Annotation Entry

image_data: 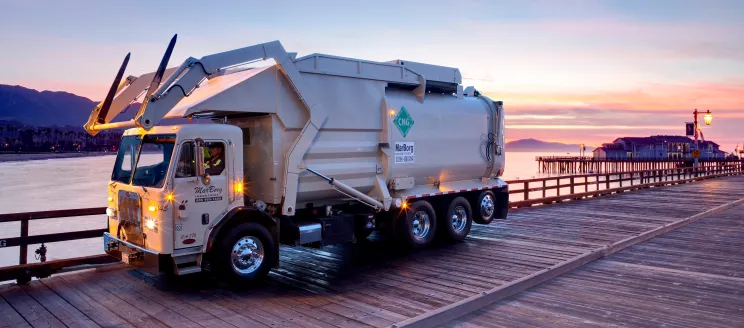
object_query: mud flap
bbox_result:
[494,186,509,220]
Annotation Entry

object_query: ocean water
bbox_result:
[0,151,576,267]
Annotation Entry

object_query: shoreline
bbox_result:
[0,152,115,163]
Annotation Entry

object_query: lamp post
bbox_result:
[693,109,712,167]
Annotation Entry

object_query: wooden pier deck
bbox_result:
[440,200,744,328]
[2,175,744,328]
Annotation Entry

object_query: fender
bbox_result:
[203,206,280,267]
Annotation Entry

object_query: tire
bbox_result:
[440,197,473,241]
[473,190,496,224]
[396,200,437,249]
[216,222,276,285]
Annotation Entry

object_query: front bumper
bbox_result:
[103,232,172,275]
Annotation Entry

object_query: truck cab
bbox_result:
[104,124,248,276]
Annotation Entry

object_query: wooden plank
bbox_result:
[41,276,132,328]
[58,273,169,328]
[0,287,31,328]
[19,281,100,328]
[0,284,66,328]
[87,272,204,328]
[103,270,238,328]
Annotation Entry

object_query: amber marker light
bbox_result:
[234,181,244,194]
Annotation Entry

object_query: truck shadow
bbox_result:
[126,230,475,295]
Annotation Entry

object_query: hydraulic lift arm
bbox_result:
[84,35,328,216]
[84,37,325,133]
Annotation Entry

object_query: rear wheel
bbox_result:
[397,200,437,249]
[216,222,276,285]
[473,190,496,224]
[440,197,473,241]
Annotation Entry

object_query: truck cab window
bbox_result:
[204,141,226,176]
[175,141,196,178]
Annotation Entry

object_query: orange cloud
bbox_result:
[485,82,744,111]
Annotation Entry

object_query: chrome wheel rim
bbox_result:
[411,211,431,240]
[451,206,468,232]
[480,195,495,219]
[231,236,264,275]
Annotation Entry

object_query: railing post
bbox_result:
[19,218,28,265]
[570,177,575,195]
[542,180,546,198]
[605,174,610,189]
[524,181,529,202]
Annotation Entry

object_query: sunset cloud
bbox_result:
[1,0,741,151]
[486,82,744,111]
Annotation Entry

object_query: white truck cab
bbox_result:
[105,124,253,275]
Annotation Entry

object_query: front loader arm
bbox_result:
[83,68,177,135]
[86,37,328,216]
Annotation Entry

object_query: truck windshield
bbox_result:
[111,134,176,188]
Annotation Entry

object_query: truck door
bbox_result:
[173,140,230,249]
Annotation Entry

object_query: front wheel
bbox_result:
[216,222,276,285]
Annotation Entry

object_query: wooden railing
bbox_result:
[506,164,743,208]
[0,207,116,284]
[1,164,742,284]
[535,156,740,162]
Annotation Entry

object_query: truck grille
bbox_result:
[118,191,142,226]
[117,190,145,246]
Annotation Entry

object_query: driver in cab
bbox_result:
[204,143,225,176]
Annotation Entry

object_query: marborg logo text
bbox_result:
[395,143,414,152]
[194,186,223,194]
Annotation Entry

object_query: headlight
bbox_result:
[106,207,117,217]
[145,218,156,230]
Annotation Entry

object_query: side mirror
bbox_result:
[194,138,211,185]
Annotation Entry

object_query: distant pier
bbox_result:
[536,156,743,174]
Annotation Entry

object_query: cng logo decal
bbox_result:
[393,106,414,138]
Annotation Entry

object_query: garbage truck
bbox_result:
[85,34,508,284]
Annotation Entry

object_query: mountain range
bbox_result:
[0,84,193,129]
[0,84,106,127]
[505,138,592,152]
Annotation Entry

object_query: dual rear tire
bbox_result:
[396,196,474,248]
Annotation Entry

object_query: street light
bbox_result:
[692,109,713,167]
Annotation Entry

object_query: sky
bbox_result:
[1,0,742,151]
